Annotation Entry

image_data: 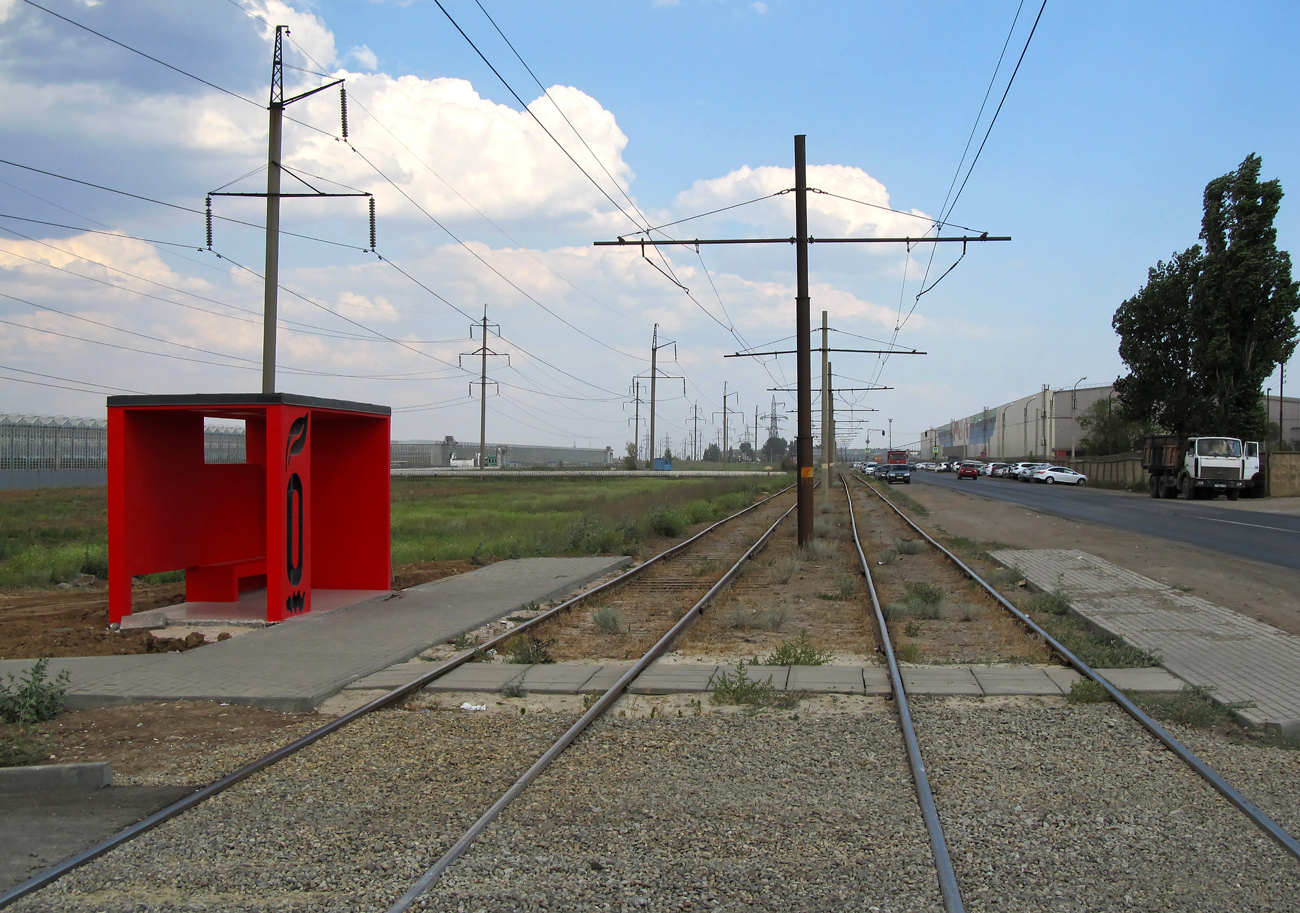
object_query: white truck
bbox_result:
[1143,434,1262,500]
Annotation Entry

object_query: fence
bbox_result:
[1268,451,1300,497]
[1062,453,1144,488]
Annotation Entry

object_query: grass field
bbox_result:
[0,475,782,589]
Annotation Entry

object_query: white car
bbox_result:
[1033,466,1087,486]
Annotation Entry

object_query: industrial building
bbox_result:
[920,386,1300,462]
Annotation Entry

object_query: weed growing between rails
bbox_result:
[853,477,1048,665]
[676,489,876,662]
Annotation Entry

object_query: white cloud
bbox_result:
[751,2,769,14]
[673,163,933,238]
[290,73,635,225]
[348,44,378,71]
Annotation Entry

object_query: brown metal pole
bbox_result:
[795,135,814,544]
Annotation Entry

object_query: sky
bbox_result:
[1,0,1298,452]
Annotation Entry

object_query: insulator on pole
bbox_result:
[340,86,348,140]
[205,196,213,249]
[368,196,376,251]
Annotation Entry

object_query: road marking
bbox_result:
[1194,516,1300,534]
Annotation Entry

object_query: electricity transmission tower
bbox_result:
[460,306,508,469]
[207,25,373,394]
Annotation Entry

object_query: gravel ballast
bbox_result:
[912,697,1300,912]
[424,707,942,912]
[12,697,1300,912]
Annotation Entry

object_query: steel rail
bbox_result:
[388,498,800,911]
[853,472,1300,863]
[840,475,965,913]
[0,484,795,910]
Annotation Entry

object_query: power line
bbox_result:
[944,0,1047,222]
[0,363,143,395]
[0,158,367,250]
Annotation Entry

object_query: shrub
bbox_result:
[1028,587,1072,616]
[709,660,776,706]
[644,505,687,537]
[501,633,556,664]
[800,539,834,560]
[0,658,70,724]
[761,631,834,666]
[770,556,800,583]
[502,680,527,699]
[894,538,926,556]
[895,643,920,663]
[1067,678,1111,704]
[716,604,788,632]
[591,606,626,635]
[1133,686,1237,728]
[875,548,897,566]
[836,574,856,598]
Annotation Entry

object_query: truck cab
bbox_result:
[1143,434,1248,500]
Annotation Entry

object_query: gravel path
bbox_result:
[911,697,1300,912]
[421,708,942,913]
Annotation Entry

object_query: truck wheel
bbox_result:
[1149,475,1160,498]
[1226,489,1240,501]
[1180,476,1194,500]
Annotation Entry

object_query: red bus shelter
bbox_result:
[107,394,391,624]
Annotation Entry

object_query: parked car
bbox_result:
[1016,462,1049,481]
[957,462,980,480]
[1033,466,1088,486]
[983,462,1008,476]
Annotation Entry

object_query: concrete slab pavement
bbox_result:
[62,556,631,712]
[993,548,1300,735]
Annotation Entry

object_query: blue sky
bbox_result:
[1,0,1297,451]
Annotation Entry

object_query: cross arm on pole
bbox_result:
[594,235,1009,247]
[728,348,924,357]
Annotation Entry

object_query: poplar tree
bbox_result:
[1113,154,1299,439]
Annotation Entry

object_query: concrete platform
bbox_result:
[993,548,1300,736]
[59,556,631,712]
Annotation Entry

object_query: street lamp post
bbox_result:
[1070,376,1087,463]
[887,418,893,451]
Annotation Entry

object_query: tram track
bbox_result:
[0,486,795,911]
[841,470,1300,911]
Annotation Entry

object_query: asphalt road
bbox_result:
[908,471,1300,573]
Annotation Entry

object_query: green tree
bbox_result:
[1194,154,1299,438]
[1076,396,1152,455]
[1113,154,1299,439]
[1113,248,1202,434]
[762,435,787,461]
[703,443,721,462]
[622,442,638,471]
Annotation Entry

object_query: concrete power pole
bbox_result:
[821,310,830,478]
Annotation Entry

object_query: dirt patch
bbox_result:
[4,701,320,785]
[900,479,1300,637]
[390,558,485,591]
[0,582,204,660]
